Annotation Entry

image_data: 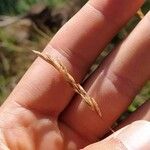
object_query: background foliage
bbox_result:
[0,0,67,15]
[0,0,150,117]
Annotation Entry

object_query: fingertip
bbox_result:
[83,121,150,150]
[145,10,150,20]
[114,120,150,150]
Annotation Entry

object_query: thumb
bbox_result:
[82,121,150,150]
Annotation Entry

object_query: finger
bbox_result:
[83,121,150,150]
[62,11,150,141]
[4,0,143,117]
[117,100,150,130]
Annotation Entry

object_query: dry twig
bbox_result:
[0,16,24,27]
[137,9,144,19]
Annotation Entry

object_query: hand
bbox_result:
[0,0,150,149]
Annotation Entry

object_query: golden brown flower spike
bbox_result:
[32,50,102,118]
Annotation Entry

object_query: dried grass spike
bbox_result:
[32,50,102,117]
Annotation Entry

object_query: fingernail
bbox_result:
[115,121,150,150]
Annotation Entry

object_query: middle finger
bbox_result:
[61,11,150,142]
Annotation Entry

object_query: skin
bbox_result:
[0,0,150,149]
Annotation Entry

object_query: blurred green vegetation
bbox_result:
[0,0,150,117]
[0,0,66,15]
